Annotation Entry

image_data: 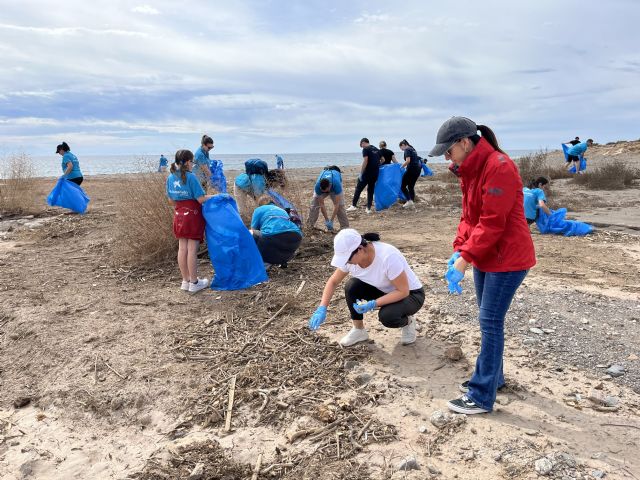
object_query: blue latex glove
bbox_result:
[445,266,464,295]
[353,299,377,314]
[308,306,327,331]
[325,220,334,231]
[447,251,461,268]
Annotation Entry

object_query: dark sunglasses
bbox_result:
[446,139,462,156]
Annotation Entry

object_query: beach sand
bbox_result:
[1,144,639,479]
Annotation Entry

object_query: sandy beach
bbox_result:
[1,143,640,479]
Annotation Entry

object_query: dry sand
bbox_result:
[1,144,639,479]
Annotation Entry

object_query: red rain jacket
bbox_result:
[453,138,536,272]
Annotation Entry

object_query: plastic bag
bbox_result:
[234,173,266,197]
[536,208,593,237]
[421,162,434,177]
[374,163,403,211]
[46,177,90,214]
[267,189,303,228]
[245,158,269,175]
[202,194,268,290]
[209,159,227,193]
[562,144,587,173]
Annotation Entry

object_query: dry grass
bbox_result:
[570,160,639,190]
[113,172,177,267]
[516,150,573,184]
[0,154,40,216]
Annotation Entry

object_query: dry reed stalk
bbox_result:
[0,154,39,215]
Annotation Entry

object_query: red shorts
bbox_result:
[173,200,205,241]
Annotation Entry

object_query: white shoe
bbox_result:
[180,280,190,291]
[402,200,414,208]
[346,205,357,212]
[366,208,372,214]
[339,327,369,347]
[401,315,417,345]
[189,278,209,294]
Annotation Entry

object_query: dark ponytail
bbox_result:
[399,139,414,149]
[171,149,194,184]
[56,141,70,153]
[361,232,380,245]
[475,125,504,154]
[201,134,213,146]
[527,176,549,189]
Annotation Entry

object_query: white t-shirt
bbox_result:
[339,242,423,293]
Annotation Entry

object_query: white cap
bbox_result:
[331,229,362,267]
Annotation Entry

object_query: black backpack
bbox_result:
[245,159,269,175]
[324,165,342,173]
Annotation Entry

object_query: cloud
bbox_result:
[0,23,148,37]
[131,5,160,15]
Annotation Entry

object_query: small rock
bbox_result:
[427,464,442,475]
[188,463,205,479]
[542,328,555,334]
[13,397,31,409]
[534,457,554,476]
[593,382,604,390]
[463,450,475,461]
[396,456,420,471]
[605,365,625,378]
[587,390,619,408]
[444,346,464,361]
[430,411,449,429]
[495,395,511,406]
[418,425,428,433]
[343,360,359,370]
[354,373,372,385]
[628,354,638,361]
[591,469,605,478]
[523,338,537,346]
[529,327,544,335]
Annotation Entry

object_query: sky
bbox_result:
[1,0,639,156]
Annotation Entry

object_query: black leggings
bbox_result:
[352,175,378,209]
[68,177,83,186]
[344,277,425,327]
[252,230,302,265]
[401,165,421,201]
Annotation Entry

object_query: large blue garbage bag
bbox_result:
[374,163,403,211]
[234,173,266,197]
[562,144,587,173]
[267,189,303,228]
[46,177,90,214]
[536,208,593,237]
[209,159,227,193]
[421,162,434,177]
[202,194,268,290]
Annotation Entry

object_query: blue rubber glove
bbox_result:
[325,220,334,231]
[308,306,327,331]
[444,266,464,295]
[447,251,461,268]
[353,299,377,314]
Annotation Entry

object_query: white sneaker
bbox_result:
[366,208,372,214]
[189,278,209,294]
[401,315,417,345]
[339,327,369,347]
[346,205,357,212]
[402,200,414,208]
[180,280,190,291]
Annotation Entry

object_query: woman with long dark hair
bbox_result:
[55,142,83,185]
[398,139,421,208]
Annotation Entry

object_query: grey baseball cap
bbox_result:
[428,116,478,157]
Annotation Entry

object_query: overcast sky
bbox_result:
[1,0,639,156]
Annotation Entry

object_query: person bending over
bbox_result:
[55,142,83,185]
[566,138,593,174]
[308,166,349,231]
[523,177,551,225]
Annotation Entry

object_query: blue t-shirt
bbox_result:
[567,142,588,156]
[166,171,205,201]
[276,155,284,169]
[159,155,168,167]
[251,204,301,237]
[193,146,210,181]
[61,152,82,179]
[522,187,546,220]
[314,170,343,195]
[403,146,420,168]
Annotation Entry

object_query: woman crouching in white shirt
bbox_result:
[308,228,425,346]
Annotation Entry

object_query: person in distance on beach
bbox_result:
[56,142,83,185]
[193,135,214,190]
[308,166,349,232]
[158,154,168,172]
[250,195,303,269]
[523,177,551,225]
[429,116,535,415]
[398,139,422,209]
[166,149,213,294]
[566,138,593,174]
[308,229,425,347]
[378,140,397,165]
[275,154,284,169]
[347,138,380,214]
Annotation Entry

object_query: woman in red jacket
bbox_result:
[429,117,535,414]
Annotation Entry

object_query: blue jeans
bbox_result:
[466,268,528,411]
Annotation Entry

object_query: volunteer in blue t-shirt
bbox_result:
[193,135,215,189]
[308,167,349,231]
[251,195,303,268]
[275,154,284,169]
[566,139,593,174]
[347,138,380,214]
[56,142,83,185]
[166,149,213,294]
[523,177,551,225]
[399,139,422,209]
[158,154,168,172]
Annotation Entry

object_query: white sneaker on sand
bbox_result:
[339,327,369,347]
[346,205,358,212]
[401,315,417,345]
[181,280,190,291]
[189,278,209,294]
[366,208,372,214]
[402,200,414,208]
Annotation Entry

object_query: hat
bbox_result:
[330,229,362,267]
[428,116,477,157]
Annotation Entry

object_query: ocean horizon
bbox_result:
[8,149,540,178]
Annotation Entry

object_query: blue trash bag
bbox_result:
[209,159,227,193]
[46,177,90,214]
[245,158,269,175]
[421,162,434,177]
[536,208,593,237]
[562,144,587,173]
[202,194,268,290]
[374,163,404,211]
[267,189,303,228]
[234,173,266,197]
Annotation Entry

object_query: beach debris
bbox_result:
[605,365,625,377]
[534,457,554,476]
[13,397,31,409]
[396,456,419,471]
[444,345,464,361]
[427,464,442,475]
[430,410,466,430]
[188,463,204,480]
[591,469,606,478]
[418,424,428,434]
[224,375,237,433]
[354,372,373,386]
[529,327,544,335]
[587,390,619,408]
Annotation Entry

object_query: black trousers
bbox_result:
[69,177,83,186]
[400,165,421,201]
[344,277,425,327]
[352,174,378,209]
[252,230,302,265]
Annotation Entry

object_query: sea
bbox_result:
[21,149,539,178]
